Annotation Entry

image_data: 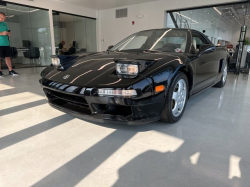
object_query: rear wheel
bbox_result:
[214,64,227,88]
[160,72,189,123]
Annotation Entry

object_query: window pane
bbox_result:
[29,8,52,66]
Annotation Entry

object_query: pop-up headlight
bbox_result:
[116,64,139,76]
[115,59,156,78]
[51,58,61,67]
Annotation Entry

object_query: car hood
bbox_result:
[45,51,183,88]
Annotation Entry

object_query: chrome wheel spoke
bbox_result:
[223,65,227,83]
[172,92,178,101]
[179,101,184,109]
[178,82,184,92]
[172,105,179,116]
[172,79,187,117]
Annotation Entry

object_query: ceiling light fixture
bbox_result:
[0,6,39,13]
[213,7,221,15]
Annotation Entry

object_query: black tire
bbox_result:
[160,72,189,123]
[214,64,227,88]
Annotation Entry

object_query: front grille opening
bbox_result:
[44,88,91,115]
[95,104,132,116]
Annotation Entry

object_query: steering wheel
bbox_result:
[161,43,178,52]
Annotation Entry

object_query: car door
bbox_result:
[191,32,221,94]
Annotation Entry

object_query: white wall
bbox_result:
[98,0,244,51]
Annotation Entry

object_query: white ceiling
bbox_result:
[0,4,39,16]
[58,0,159,10]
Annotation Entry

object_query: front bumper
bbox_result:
[48,102,161,125]
[40,79,164,125]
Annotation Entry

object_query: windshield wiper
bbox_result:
[143,49,162,53]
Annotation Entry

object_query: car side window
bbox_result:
[194,37,205,45]
[192,32,209,53]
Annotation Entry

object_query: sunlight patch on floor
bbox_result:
[0,104,64,138]
[0,119,116,187]
[77,131,184,187]
[0,84,14,91]
[190,152,200,165]
[0,92,45,110]
[228,155,241,179]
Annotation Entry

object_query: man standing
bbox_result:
[0,12,18,77]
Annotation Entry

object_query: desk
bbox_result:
[17,48,29,58]
[17,48,29,51]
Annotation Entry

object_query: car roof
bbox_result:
[141,28,200,32]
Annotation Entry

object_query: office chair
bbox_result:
[23,47,41,64]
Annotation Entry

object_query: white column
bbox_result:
[48,9,56,55]
[96,10,101,52]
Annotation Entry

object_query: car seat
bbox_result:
[180,39,187,52]
[193,38,198,52]
[154,41,164,50]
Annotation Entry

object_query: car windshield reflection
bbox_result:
[110,29,187,53]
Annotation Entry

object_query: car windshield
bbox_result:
[110,29,187,53]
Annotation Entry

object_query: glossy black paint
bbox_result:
[40,28,228,124]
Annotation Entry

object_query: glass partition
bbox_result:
[29,8,52,66]
[53,11,97,55]
[0,3,52,68]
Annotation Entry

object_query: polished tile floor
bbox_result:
[0,68,250,187]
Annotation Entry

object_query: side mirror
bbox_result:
[107,45,114,51]
[198,44,215,57]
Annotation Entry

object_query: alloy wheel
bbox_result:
[223,64,227,84]
[172,79,187,117]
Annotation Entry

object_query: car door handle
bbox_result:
[201,62,206,65]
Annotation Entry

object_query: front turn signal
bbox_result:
[155,85,165,93]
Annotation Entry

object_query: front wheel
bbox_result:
[160,72,189,123]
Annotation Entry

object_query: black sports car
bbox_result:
[40,28,228,124]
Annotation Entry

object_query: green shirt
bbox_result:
[0,22,9,46]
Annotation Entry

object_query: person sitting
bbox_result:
[67,46,76,55]
[59,41,65,50]
[58,41,67,55]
